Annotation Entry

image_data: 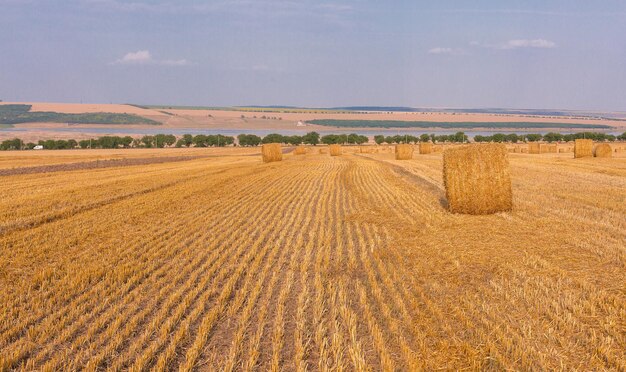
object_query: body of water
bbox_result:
[2,126,623,138]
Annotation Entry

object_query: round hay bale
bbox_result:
[528,143,540,154]
[594,143,612,158]
[558,148,566,153]
[395,144,413,160]
[329,144,342,156]
[360,146,374,154]
[574,139,593,158]
[443,143,513,215]
[540,144,557,153]
[294,145,307,155]
[419,143,432,154]
[513,146,522,153]
[262,143,282,163]
[319,148,327,154]
[433,145,443,153]
[521,148,528,153]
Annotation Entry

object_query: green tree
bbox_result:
[182,134,194,147]
[302,131,320,145]
[262,133,285,144]
[193,135,208,147]
[141,135,156,148]
[543,132,563,143]
[238,134,262,146]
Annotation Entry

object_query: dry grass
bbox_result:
[594,144,612,158]
[294,146,307,155]
[574,139,594,158]
[528,142,540,154]
[418,143,432,154]
[394,144,413,160]
[329,144,342,156]
[442,143,513,214]
[0,148,624,371]
[262,143,282,162]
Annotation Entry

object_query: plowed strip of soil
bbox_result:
[0,156,205,176]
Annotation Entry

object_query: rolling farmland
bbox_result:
[0,148,624,370]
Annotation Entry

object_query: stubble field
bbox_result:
[0,147,624,371]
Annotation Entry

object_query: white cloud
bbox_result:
[428,47,454,55]
[161,59,191,66]
[113,50,192,66]
[471,39,556,50]
[501,39,556,49]
[115,50,153,64]
[428,47,465,55]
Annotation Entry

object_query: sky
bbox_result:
[1,0,626,110]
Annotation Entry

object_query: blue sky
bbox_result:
[1,0,625,110]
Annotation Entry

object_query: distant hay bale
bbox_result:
[521,148,528,153]
[594,143,612,158]
[574,139,593,158]
[540,144,557,153]
[329,144,342,156]
[513,146,522,153]
[558,148,566,153]
[262,143,282,162]
[294,146,306,155]
[419,143,432,154]
[433,145,443,153]
[528,143,540,154]
[319,148,327,154]
[443,143,513,215]
[360,146,373,154]
[395,144,413,160]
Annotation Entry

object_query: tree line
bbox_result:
[0,134,235,150]
[473,131,626,143]
[2,131,625,151]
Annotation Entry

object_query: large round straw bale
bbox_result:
[574,139,593,158]
[419,143,432,154]
[540,144,557,153]
[395,144,414,160]
[443,143,513,215]
[528,143,540,154]
[329,144,342,156]
[513,146,522,153]
[294,145,307,155]
[261,143,282,162]
[594,143,612,158]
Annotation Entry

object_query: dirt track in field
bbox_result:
[0,155,205,176]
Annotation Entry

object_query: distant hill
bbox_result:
[0,104,160,125]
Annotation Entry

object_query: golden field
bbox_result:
[0,147,624,371]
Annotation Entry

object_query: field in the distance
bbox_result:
[0,147,624,370]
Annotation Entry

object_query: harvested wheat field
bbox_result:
[0,148,624,371]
